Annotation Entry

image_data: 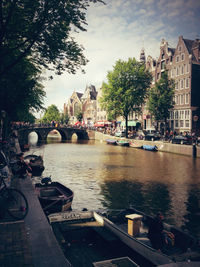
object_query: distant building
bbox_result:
[64,85,97,125]
[96,86,107,122]
[145,36,200,134]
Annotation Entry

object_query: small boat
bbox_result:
[116,140,130,146]
[106,207,200,264]
[35,177,74,214]
[142,144,158,151]
[105,139,117,145]
[48,210,173,267]
[24,154,45,176]
[129,142,143,149]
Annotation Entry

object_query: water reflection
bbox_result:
[28,135,200,237]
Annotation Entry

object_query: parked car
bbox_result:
[115,131,126,137]
[170,135,193,145]
[144,130,161,141]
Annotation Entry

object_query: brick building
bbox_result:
[145,36,200,134]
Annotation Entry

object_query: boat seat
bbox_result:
[40,188,60,197]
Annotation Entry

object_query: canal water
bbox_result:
[28,133,200,238]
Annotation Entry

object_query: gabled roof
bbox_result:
[183,37,200,63]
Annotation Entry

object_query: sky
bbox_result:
[41,0,200,116]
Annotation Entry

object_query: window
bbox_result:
[185,120,189,127]
[185,110,190,119]
[180,120,184,127]
[181,65,184,75]
[175,111,179,119]
[185,78,189,88]
[180,94,184,104]
[180,79,184,89]
[186,64,189,73]
[176,67,179,76]
[175,120,179,127]
[185,94,189,104]
[176,56,179,62]
[161,61,165,69]
[181,53,185,61]
[178,45,182,52]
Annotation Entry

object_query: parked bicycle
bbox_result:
[0,152,28,220]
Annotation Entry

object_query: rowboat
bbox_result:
[106,207,200,264]
[24,154,45,176]
[116,140,130,146]
[35,177,73,214]
[142,144,158,151]
[48,209,200,266]
[129,142,143,149]
[105,139,117,145]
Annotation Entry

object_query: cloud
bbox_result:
[41,0,200,113]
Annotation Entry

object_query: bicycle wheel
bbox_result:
[6,188,28,220]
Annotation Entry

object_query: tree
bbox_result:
[0,0,104,77]
[60,112,70,125]
[100,58,152,137]
[41,105,60,124]
[0,55,45,121]
[147,71,175,132]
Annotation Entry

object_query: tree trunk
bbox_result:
[125,115,128,138]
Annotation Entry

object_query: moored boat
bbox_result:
[106,207,200,264]
[48,210,174,267]
[24,154,45,176]
[129,142,143,149]
[105,139,117,145]
[142,144,158,151]
[35,177,73,214]
[116,140,130,146]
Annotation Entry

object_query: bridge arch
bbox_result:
[17,126,90,148]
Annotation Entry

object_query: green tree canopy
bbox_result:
[41,105,60,124]
[60,112,70,124]
[147,71,175,127]
[0,0,104,77]
[100,58,152,137]
[0,54,45,121]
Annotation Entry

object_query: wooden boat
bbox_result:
[48,209,200,266]
[129,142,143,149]
[105,139,117,145]
[142,144,158,151]
[116,140,130,146]
[48,210,173,267]
[24,154,45,176]
[35,177,73,214]
[106,207,200,264]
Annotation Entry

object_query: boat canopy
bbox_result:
[121,121,140,127]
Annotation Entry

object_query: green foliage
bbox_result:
[41,105,60,123]
[60,112,70,124]
[0,0,104,76]
[147,71,175,123]
[100,58,152,136]
[0,54,46,121]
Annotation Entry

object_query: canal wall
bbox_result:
[93,131,200,158]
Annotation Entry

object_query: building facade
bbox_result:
[64,85,97,125]
[145,36,200,134]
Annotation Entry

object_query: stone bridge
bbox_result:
[17,126,93,147]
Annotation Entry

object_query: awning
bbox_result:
[121,121,138,127]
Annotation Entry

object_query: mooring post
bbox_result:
[192,143,197,158]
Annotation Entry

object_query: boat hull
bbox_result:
[35,182,73,214]
[48,211,174,267]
